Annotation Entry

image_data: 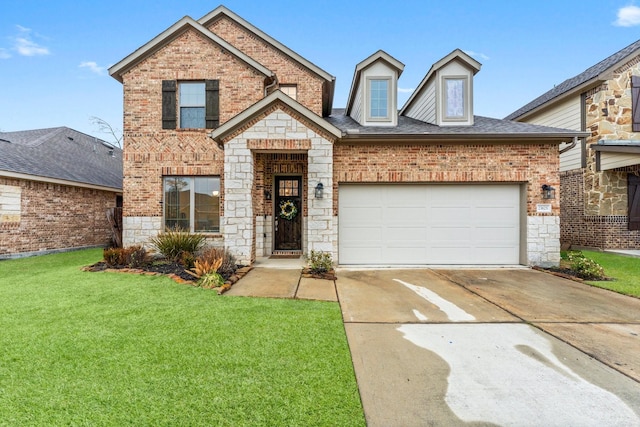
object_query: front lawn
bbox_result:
[0,249,365,426]
[582,250,640,298]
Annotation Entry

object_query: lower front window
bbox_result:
[163,176,220,232]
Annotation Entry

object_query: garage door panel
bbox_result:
[339,184,520,265]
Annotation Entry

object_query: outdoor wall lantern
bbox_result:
[264,190,272,201]
[314,182,324,199]
[541,184,556,199]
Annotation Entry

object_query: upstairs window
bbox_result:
[179,82,206,128]
[280,84,297,100]
[444,77,467,120]
[162,80,219,130]
[367,78,391,121]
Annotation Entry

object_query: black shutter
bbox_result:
[206,80,220,129]
[162,80,177,129]
[628,174,640,230]
[632,76,640,132]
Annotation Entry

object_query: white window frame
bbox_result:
[179,82,206,129]
[280,84,297,100]
[366,77,392,122]
[442,76,469,122]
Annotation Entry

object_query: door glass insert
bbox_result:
[278,179,299,197]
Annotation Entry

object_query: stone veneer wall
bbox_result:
[0,177,118,257]
[583,59,640,216]
[222,106,335,264]
[333,142,561,266]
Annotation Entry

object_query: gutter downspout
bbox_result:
[264,75,278,97]
[559,136,578,154]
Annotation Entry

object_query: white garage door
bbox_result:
[338,184,521,265]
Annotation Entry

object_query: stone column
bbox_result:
[307,136,335,259]
[223,138,254,265]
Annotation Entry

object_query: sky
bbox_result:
[1,0,640,145]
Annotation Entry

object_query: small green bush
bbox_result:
[566,251,606,280]
[306,250,333,274]
[150,227,205,263]
[198,272,225,289]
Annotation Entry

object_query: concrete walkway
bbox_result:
[224,257,337,302]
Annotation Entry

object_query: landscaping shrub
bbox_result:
[306,250,333,274]
[199,247,237,279]
[566,251,606,280]
[149,227,205,263]
[102,246,148,268]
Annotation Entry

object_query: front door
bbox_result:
[274,176,302,251]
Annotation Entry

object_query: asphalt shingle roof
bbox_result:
[0,127,123,190]
[505,39,640,120]
[328,109,583,138]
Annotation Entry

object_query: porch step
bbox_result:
[270,251,303,259]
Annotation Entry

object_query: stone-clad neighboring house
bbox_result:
[0,127,123,258]
[109,5,584,267]
[506,40,640,250]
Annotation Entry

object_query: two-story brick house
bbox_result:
[507,40,640,250]
[109,6,584,267]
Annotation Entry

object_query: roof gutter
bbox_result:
[339,131,589,143]
[559,137,579,154]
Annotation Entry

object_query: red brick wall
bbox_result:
[333,142,560,216]
[207,16,325,116]
[0,177,117,256]
[120,28,266,218]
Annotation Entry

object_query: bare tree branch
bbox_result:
[90,116,122,148]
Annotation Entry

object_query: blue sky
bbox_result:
[1,0,640,145]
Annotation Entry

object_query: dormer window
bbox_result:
[444,77,467,120]
[368,78,391,121]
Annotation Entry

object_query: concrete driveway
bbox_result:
[337,268,640,426]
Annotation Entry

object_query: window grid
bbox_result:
[179,82,206,129]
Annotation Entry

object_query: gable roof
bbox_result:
[345,50,405,116]
[505,38,640,121]
[0,127,122,191]
[400,48,481,116]
[199,6,334,82]
[198,5,336,116]
[109,16,274,82]
[327,109,588,142]
[209,90,342,143]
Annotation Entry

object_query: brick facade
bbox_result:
[0,177,117,257]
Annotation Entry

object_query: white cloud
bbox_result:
[12,25,50,56]
[398,87,415,93]
[464,50,490,61]
[614,5,640,26]
[0,48,10,59]
[79,61,106,75]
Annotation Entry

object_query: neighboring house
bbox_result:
[0,127,123,258]
[109,5,584,267]
[506,39,640,250]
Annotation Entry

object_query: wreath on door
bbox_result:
[279,200,298,221]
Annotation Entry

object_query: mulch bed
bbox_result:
[301,268,337,281]
[533,266,612,282]
[83,261,252,294]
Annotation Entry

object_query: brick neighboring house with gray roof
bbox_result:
[109,5,584,267]
[506,39,640,250]
[0,127,123,258]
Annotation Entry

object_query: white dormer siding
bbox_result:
[345,50,404,127]
[401,49,481,127]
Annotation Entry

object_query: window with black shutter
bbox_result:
[162,80,220,129]
[628,174,640,230]
[632,76,640,132]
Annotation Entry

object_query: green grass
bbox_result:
[0,249,365,426]
[581,250,640,298]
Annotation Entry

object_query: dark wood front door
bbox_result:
[275,176,302,251]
